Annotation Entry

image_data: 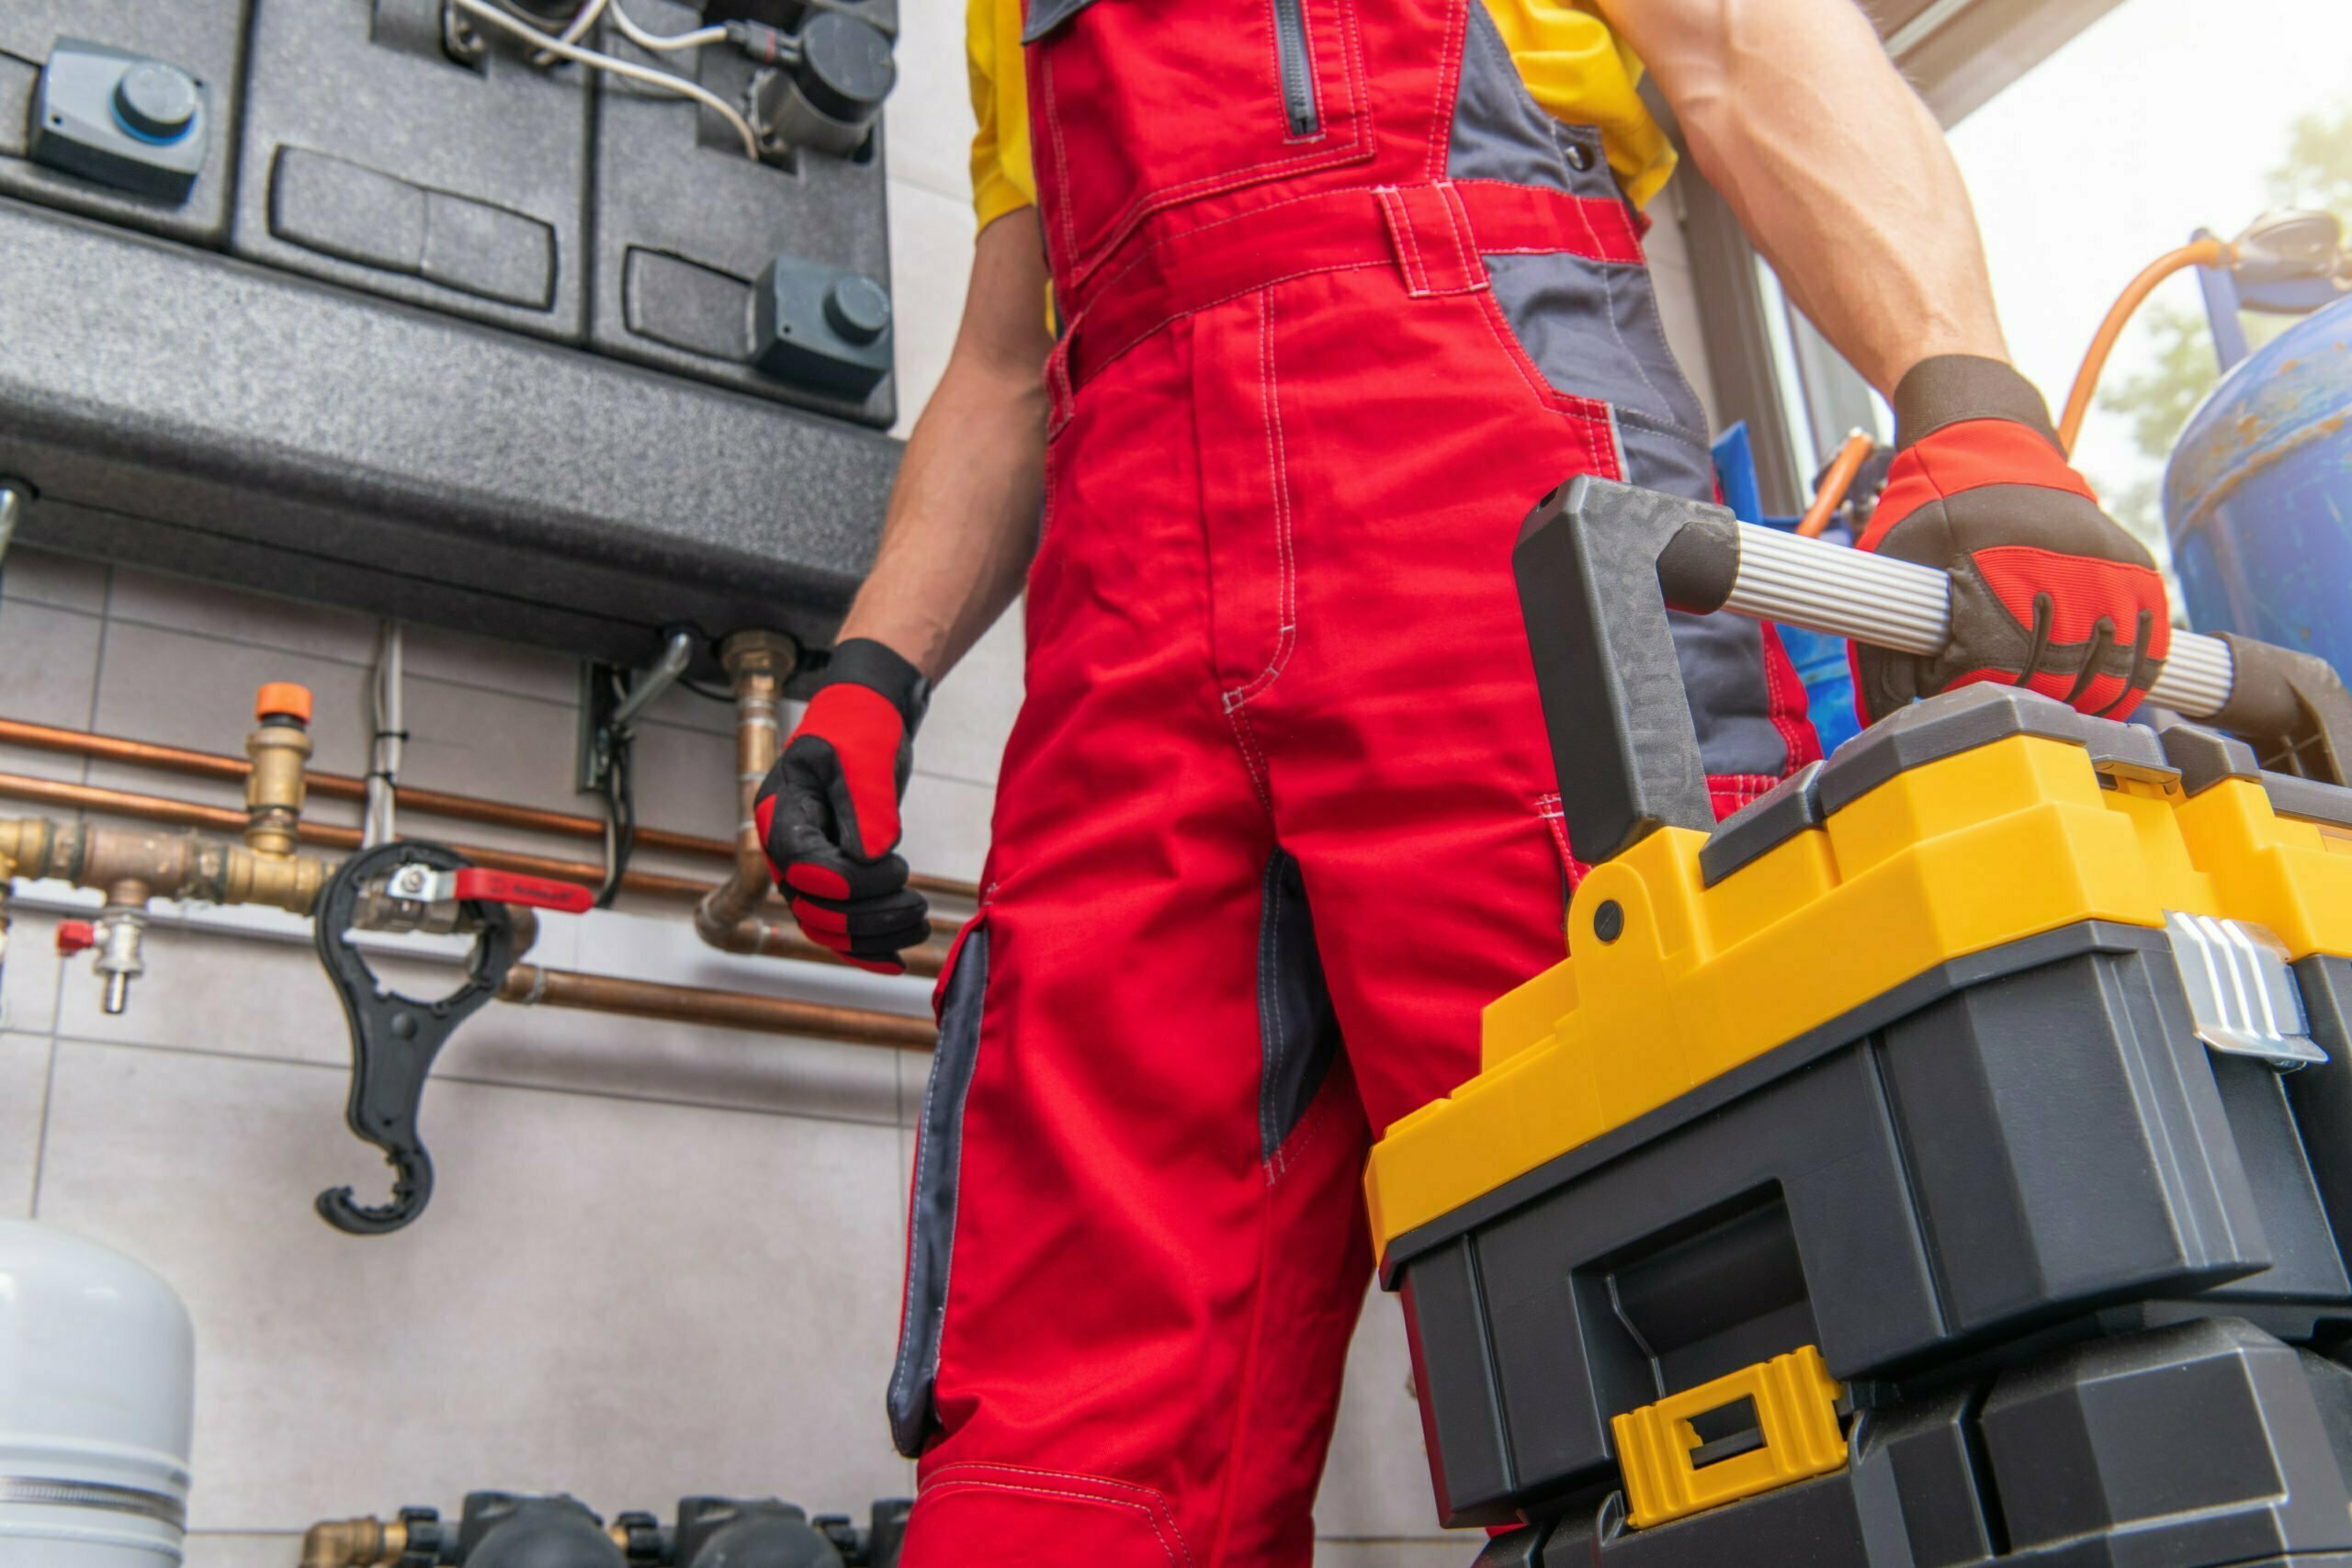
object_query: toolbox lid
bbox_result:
[1701,686,2181,886]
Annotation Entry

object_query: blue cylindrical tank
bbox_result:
[2164,293,2352,677]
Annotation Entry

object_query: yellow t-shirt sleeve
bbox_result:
[967,0,1038,229]
[1477,0,1677,208]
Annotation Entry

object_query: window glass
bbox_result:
[1944,0,2351,569]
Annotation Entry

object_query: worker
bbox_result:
[752,0,2170,1558]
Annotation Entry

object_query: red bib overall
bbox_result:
[889,0,1818,1559]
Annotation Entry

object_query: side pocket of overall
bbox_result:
[888,908,991,1457]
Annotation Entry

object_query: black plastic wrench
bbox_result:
[313,840,517,1235]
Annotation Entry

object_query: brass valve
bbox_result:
[245,682,313,858]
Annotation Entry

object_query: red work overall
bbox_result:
[890,0,1818,1559]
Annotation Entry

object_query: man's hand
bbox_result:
[756,638,933,974]
[1851,356,2169,724]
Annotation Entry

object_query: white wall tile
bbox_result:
[919,600,1023,788]
[0,1032,50,1218]
[4,546,109,616]
[887,180,978,437]
[396,677,583,812]
[896,1049,931,1132]
[638,686,742,739]
[183,1532,303,1568]
[183,1533,302,1568]
[885,0,978,207]
[37,1043,912,1532]
[51,918,907,1126]
[91,622,375,778]
[443,999,907,1126]
[0,597,105,782]
[897,772,993,884]
[107,567,378,668]
[53,925,357,1072]
[0,599,102,727]
[626,716,746,846]
[1317,1286,1451,1543]
[1314,1539,1484,1566]
[6,908,71,1040]
[397,622,582,708]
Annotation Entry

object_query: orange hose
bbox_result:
[2057,238,2229,455]
[1796,430,1877,538]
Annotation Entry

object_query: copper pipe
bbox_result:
[2058,237,2230,455]
[0,716,980,902]
[0,772,948,976]
[0,806,937,1055]
[1796,429,1876,540]
[500,964,936,1049]
[695,634,808,962]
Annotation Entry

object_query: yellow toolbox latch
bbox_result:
[1610,1345,1848,1529]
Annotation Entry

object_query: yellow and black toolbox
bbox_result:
[1367,479,2352,1566]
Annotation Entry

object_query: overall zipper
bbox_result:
[1271,0,1319,136]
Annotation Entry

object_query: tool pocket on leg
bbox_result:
[889,913,990,1457]
[907,1465,1192,1564]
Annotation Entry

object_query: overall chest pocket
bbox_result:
[1023,0,1373,287]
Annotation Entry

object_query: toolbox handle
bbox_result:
[1514,477,2352,863]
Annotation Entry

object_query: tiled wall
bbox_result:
[0,4,1724,1560]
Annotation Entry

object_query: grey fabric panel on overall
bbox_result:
[888,923,990,1456]
[1448,0,1788,781]
[1258,849,1344,1163]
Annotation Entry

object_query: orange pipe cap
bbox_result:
[254,682,313,725]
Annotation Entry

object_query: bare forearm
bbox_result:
[1603,0,2008,395]
[841,355,1045,679]
[839,212,1053,680]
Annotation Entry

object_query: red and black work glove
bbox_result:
[1851,355,2170,725]
[754,638,932,975]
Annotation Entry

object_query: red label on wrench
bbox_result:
[451,868,594,914]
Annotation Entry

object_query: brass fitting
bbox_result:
[217,840,331,915]
[299,1516,406,1568]
[0,817,332,916]
[721,628,799,685]
[0,818,53,885]
[245,682,315,858]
